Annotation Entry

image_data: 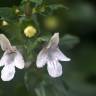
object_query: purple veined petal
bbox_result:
[0,51,17,66]
[47,33,59,49]
[53,48,71,61]
[36,48,47,68]
[1,64,15,81]
[47,60,62,78]
[7,46,17,53]
[14,51,24,69]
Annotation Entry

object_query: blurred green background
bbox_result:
[0,0,96,96]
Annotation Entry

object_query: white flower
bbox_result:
[36,33,71,78]
[0,34,25,81]
[0,50,24,81]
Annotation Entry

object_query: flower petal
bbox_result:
[53,48,71,61]
[47,33,59,49]
[0,34,12,51]
[1,64,15,81]
[47,60,62,78]
[0,51,10,66]
[14,51,24,69]
[36,48,47,68]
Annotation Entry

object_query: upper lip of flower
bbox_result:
[46,33,59,49]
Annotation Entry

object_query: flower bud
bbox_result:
[24,25,37,38]
[15,9,20,14]
[2,20,8,26]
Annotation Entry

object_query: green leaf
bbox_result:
[0,7,15,20]
[1,22,23,45]
[48,4,68,10]
[30,0,43,5]
[61,34,80,49]
[22,0,43,5]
